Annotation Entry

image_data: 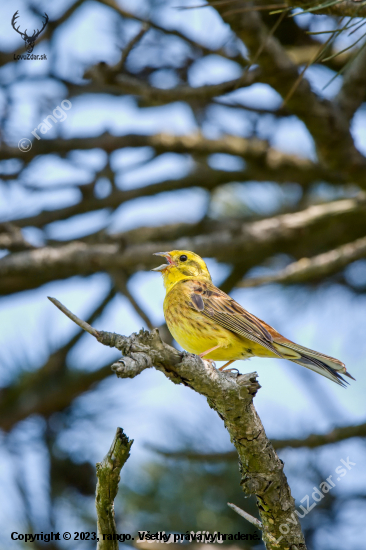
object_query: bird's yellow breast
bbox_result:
[163,279,260,360]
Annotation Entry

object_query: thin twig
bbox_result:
[111,271,155,330]
[228,502,263,530]
[119,23,149,70]
[64,287,116,349]
[99,0,234,59]
[281,25,341,107]
[178,1,288,15]
[47,296,99,337]
[212,98,291,116]
[177,0,239,9]
[222,4,286,15]
[240,10,287,84]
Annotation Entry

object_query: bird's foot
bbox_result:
[202,358,216,369]
[222,367,239,374]
[218,359,236,371]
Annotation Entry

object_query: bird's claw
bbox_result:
[202,358,216,369]
[222,367,239,374]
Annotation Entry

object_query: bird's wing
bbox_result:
[185,279,353,386]
[186,280,282,357]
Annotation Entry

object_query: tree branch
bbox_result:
[0,132,269,162]
[336,44,366,121]
[228,502,263,530]
[98,0,238,59]
[152,421,366,462]
[2,134,346,230]
[0,223,35,251]
[238,236,366,287]
[222,0,366,18]
[111,271,155,330]
[0,363,114,432]
[5,166,248,228]
[273,422,366,449]
[49,298,307,550]
[0,288,116,431]
[48,296,98,337]
[80,66,260,104]
[282,0,366,17]
[209,3,366,185]
[96,427,133,550]
[1,193,365,296]
[119,23,149,70]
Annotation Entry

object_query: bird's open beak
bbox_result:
[151,252,174,272]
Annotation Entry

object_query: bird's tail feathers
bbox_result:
[273,341,355,387]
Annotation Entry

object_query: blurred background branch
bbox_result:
[1,0,366,547]
[149,420,366,461]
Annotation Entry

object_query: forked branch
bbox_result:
[48,296,307,550]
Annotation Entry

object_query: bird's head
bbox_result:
[152,250,211,291]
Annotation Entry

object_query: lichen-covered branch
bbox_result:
[96,427,133,550]
[49,298,307,550]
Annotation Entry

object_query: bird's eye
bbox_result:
[180,254,188,262]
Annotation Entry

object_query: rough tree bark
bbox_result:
[95,427,133,550]
[49,297,307,550]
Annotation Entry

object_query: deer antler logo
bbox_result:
[11,11,49,54]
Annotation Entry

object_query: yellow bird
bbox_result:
[152,250,355,387]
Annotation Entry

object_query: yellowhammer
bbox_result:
[152,250,355,387]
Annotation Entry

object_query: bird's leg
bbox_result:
[219,360,236,371]
[199,344,221,358]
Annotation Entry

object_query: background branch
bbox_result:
[151,421,366,462]
[2,194,365,296]
[238,236,366,287]
[0,288,116,431]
